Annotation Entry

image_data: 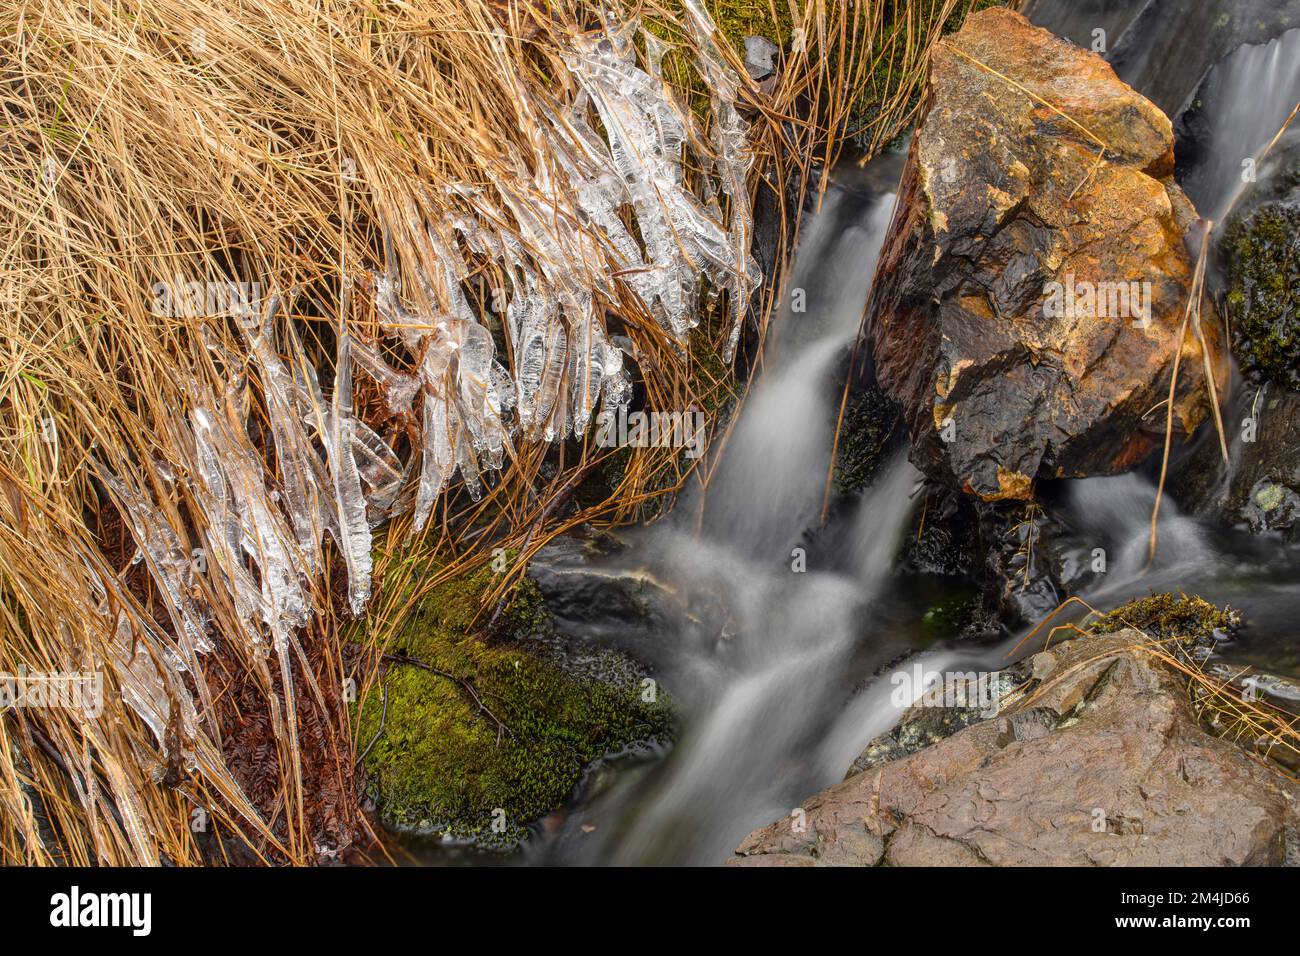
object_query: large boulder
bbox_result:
[730,627,1299,866]
[867,8,1228,502]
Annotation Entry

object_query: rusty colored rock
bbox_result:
[866,8,1228,501]
[729,630,1299,866]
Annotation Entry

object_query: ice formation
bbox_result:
[89,10,758,809]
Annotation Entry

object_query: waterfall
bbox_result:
[539,165,926,865]
[1179,29,1300,223]
[526,9,1300,866]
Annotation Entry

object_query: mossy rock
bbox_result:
[355,564,671,849]
[1222,200,1300,386]
[1088,593,1240,649]
[832,382,900,495]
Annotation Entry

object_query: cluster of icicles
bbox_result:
[91,3,758,813]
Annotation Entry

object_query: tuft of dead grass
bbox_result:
[0,0,988,865]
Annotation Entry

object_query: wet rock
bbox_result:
[1170,128,1300,536]
[900,482,979,577]
[1244,479,1300,537]
[1219,163,1300,388]
[1209,664,1300,704]
[528,532,677,638]
[901,485,1104,633]
[1021,0,1147,56]
[1175,383,1300,542]
[980,502,1069,626]
[731,627,1299,866]
[846,669,1022,778]
[743,35,778,81]
[867,8,1228,503]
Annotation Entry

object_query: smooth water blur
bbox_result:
[1022,0,1151,52]
[701,192,895,561]
[395,8,1300,865]
[1180,29,1300,222]
[545,5,1300,864]
[530,166,939,865]
[1053,472,1300,672]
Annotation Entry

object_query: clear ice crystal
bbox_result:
[75,10,758,839]
[372,8,755,496]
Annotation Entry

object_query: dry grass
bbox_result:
[0,0,987,865]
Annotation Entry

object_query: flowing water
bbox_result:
[522,149,1300,865]
[533,165,937,865]
[1179,28,1300,223]
[398,2,1300,866]
[521,4,1300,859]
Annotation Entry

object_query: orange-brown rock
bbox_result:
[866,8,1228,501]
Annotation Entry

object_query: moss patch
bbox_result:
[1223,200,1300,386]
[833,383,900,495]
[849,0,1007,148]
[708,0,795,50]
[356,564,670,849]
[648,1,1006,138]
[1088,593,1240,647]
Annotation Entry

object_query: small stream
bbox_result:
[398,0,1300,866]
[518,172,1300,867]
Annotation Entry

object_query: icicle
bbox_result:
[324,329,373,616]
[241,299,326,574]
[682,0,762,360]
[108,610,198,762]
[93,466,211,662]
[352,421,407,521]
[352,339,419,416]
[363,8,755,490]
[413,389,452,531]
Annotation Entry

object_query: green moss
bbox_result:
[847,0,1008,147]
[647,1,1006,139]
[1088,593,1239,646]
[1222,202,1300,386]
[707,0,794,51]
[688,321,735,407]
[355,563,671,848]
[1255,481,1287,513]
